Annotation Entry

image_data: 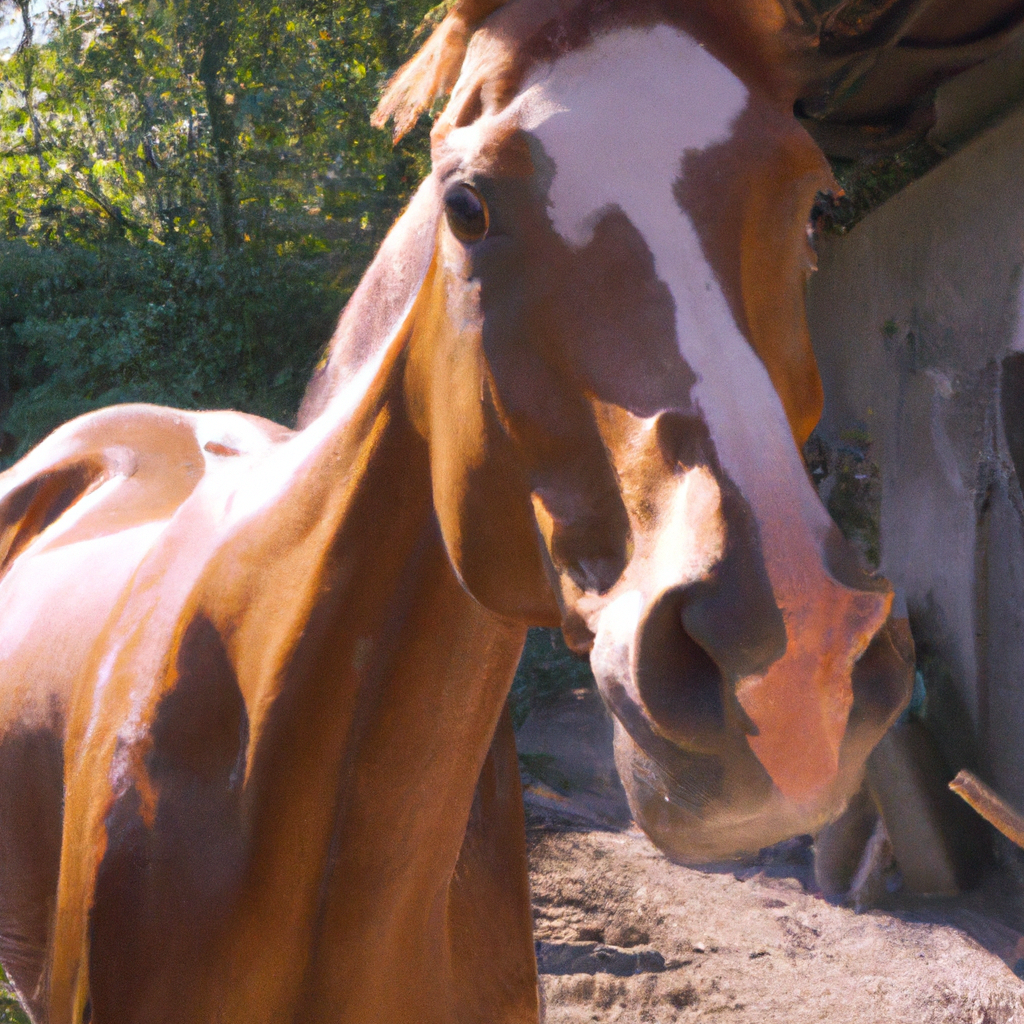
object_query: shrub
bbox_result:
[510,628,596,730]
[0,238,349,463]
[0,966,28,1024]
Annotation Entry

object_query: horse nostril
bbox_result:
[633,589,726,747]
[631,464,787,748]
[675,483,788,682]
[680,572,787,682]
[850,615,915,728]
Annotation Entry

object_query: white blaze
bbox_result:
[516,26,834,586]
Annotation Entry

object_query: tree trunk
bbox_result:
[15,0,44,176]
[197,0,239,249]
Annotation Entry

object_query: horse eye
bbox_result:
[444,183,488,243]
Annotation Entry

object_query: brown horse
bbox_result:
[0,1,915,1021]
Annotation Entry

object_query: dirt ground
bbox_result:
[519,688,1024,1024]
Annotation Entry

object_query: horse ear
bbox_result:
[373,0,508,142]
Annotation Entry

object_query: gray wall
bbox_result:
[807,102,1024,809]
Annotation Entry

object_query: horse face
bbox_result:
[408,22,913,860]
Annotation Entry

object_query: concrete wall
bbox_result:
[807,102,1024,809]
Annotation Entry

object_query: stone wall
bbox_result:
[807,102,1024,810]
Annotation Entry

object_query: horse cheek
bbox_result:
[420,314,560,624]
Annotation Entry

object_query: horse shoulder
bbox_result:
[0,404,288,1023]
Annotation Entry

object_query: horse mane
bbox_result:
[373,0,828,142]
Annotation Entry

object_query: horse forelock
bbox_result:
[376,0,818,145]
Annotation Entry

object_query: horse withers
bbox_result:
[0,1,913,1021]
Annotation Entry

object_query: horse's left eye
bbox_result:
[444,183,489,243]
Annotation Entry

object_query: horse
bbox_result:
[0,1,915,1021]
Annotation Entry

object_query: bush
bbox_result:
[509,628,596,730]
[0,966,28,1024]
[0,238,350,463]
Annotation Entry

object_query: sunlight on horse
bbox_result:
[0,1,915,1021]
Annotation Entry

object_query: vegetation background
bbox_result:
[0,0,439,462]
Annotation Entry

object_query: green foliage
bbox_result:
[0,0,434,248]
[509,628,595,730]
[0,237,350,460]
[0,0,439,459]
[803,428,882,569]
[0,965,28,1024]
[820,139,944,234]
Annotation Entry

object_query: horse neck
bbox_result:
[204,291,527,1019]
[48,322,527,1024]
[297,180,441,427]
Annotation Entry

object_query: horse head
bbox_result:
[313,0,915,863]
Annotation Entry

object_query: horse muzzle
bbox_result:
[588,573,915,863]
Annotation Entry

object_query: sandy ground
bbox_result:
[519,688,1024,1024]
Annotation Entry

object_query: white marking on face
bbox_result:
[516,25,835,593]
[649,464,725,595]
[518,27,747,249]
[590,588,644,686]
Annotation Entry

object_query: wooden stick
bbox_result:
[949,770,1024,849]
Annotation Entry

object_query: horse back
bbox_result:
[0,403,287,1022]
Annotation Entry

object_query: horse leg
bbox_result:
[446,704,540,1024]
[0,725,65,1024]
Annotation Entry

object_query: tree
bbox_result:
[0,0,438,461]
[0,0,435,248]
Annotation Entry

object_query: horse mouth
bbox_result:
[610,722,848,863]
[599,671,863,862]
[586,589,915,864]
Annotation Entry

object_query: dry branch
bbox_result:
[949,770,1024,849]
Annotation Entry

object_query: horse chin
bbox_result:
[593,647,893,862]
[610,721,857,865]
[589,627,883,866]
